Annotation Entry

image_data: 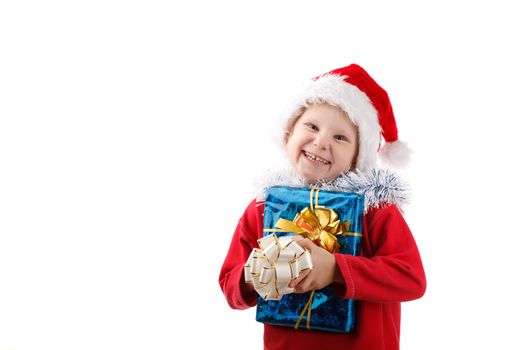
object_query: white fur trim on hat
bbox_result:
[379,140,411,168]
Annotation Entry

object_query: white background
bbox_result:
[1,1,524,349]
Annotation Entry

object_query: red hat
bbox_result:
[284,64,410,170]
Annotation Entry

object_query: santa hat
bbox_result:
[284,63,410,170]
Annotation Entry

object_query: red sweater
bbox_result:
[219,199,426,350]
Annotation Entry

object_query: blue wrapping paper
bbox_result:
[256,185,364,333]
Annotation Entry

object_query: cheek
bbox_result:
[285,137,298,159]
[287,134,303,152]
[334,146,355,169]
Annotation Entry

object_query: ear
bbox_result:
[347,155,359,172]
[351,157,358,170]
[284,130,291,144]
[349,132,360,170]
[284,112,303,144]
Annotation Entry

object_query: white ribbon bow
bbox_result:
[244,233,313,301]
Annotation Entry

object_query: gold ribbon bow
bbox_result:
[273,206,348,253]
[264,188,361,253]
[263,188,362,330]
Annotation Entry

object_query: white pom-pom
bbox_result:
[378,140,412,168]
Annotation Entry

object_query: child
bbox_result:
[219,63,426,350]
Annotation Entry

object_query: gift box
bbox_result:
[256,185,364,333]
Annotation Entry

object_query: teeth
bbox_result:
[304,151,329,165]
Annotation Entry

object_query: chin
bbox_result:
[297,170,317,183]
[302,172,333,184]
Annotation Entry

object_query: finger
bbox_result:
[297,238,316,250]
[289,269,310,288]
[293,271,314,293]
[290,235,305,242]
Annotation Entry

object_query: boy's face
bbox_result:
[285,103,359,183]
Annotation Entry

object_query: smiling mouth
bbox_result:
[303,151,331,165]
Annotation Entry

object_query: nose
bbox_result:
[313,132,329,150]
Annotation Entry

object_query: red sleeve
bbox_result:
[218,199,263,309]
[334,204,426,303]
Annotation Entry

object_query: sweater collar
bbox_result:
[255,168,410,212]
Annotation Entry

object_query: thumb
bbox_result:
[290,235,305,242]
[297,238,316,250]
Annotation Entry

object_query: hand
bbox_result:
[289,236,343,293]
[287,236,311,289]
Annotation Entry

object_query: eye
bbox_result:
[305,122,319,131]
[334,135,347,141]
